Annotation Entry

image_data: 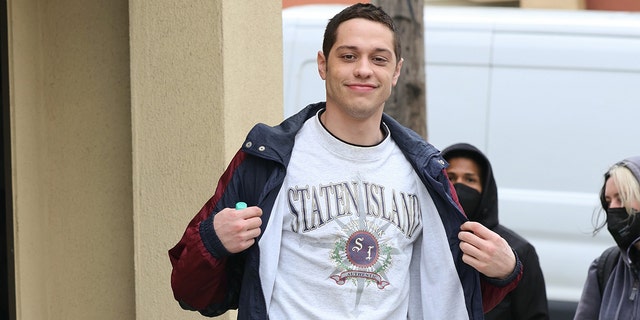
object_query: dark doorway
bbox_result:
[0,0,14,318]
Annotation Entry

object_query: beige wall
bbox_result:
[9,0,134,319]
[8,0,282,319]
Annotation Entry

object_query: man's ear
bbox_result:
[392,58,403,86]
[317,51,327,80]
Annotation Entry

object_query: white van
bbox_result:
[282,4,640,318]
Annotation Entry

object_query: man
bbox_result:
[442,142,549,319]
[169,4,521,319]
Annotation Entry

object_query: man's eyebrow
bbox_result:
[334,45,392,55]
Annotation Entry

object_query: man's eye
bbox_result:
[373,57,388,64]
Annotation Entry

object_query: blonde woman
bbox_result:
[575,156,640,319]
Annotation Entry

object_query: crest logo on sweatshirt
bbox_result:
[284,173,422,299]
[329,219,393,289]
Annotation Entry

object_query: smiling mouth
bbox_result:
[347,83,377,90]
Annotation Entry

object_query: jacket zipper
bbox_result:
[631,279,639,301]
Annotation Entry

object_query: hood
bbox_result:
[441,143,499,228]
[620,156,640,184]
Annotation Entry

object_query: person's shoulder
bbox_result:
[249,102,325,138]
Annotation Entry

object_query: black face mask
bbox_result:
[454,183,481,218]
[607,207,640,250]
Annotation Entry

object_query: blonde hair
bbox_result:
[593,163,640,233]
[608,164,640,214]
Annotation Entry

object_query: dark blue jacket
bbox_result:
[169,102,520,319]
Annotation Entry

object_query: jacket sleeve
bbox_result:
[440,169,523,313]
[573,259,601,319]
[509,244,549,319]
[168,151,248,316]
[480,249,524,313]
[443,170,524,313]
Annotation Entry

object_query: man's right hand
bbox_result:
[213,206,263,253]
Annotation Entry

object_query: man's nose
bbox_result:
[354,59,373,77]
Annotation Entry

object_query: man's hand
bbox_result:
[458,221,516,279]
[213,206,262,253]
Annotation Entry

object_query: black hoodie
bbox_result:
[442,143,550,320]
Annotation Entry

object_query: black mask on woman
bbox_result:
[454,183,481,217]
[607,207,640,250]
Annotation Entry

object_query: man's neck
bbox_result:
[319,109,386,146]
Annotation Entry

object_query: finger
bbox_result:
[235,206,263,219]
[459,229,485,249]
[462,221,499,242]
[460,221,483,234]
[244,217,263,230]
[460,241,493,269]
[238,238,256,252]
[458,228,474,242]
[459,238,483,260]
[461,252,480,269]
[461,249,489,269]
[244,226,262,239]
[237,228,261,249]
[226,229,260,253]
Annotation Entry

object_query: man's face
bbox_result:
[317,18,402,120]
[446,157,483,193]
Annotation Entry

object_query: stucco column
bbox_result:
[129,1,282,319]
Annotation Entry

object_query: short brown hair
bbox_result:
[322,3,401,63]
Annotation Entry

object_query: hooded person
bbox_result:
[441,143,549,320]
[575,156,640,319]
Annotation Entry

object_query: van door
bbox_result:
[487,7,640,304]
